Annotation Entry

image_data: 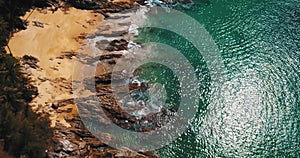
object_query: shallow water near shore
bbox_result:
[134,0,299,157]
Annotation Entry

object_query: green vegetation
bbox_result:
[0,0,53,157]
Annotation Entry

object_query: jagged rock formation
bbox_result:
[61,0,145,11]
[3,0,181,157]
[47,116,159,157]
[42,6,185,156]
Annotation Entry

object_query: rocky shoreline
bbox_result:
[44,5,163,157]
[6,0,195,156]
[6,1,162,157]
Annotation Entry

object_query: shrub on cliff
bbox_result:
[0,53,52,158]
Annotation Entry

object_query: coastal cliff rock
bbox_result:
[63,0,143,11]
[5,1,163,157]
[43,6,172,156]
[46,112,159,157]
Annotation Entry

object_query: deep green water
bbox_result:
[135,0,299,157]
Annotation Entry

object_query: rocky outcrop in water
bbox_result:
[6,0,182,157]
[40,2,163,158]
[70,7,183,153]
[46,116,159,157]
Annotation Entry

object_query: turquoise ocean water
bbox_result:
[134,0,299,157]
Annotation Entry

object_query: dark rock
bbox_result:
[93,9,109,18]
[129,82,149,92]
[32,21,44,28]
[140,151,160,158]
[86,138,106,148]
[107,59,116,65]
[21,55,40,69]
[56,51,77,59]
[63,0,104,10]
[51,102,59,109]
[63,0,143,11]
[93,71,125,84]
[105,39,129,51]
[71,129,94,138]
[99,53,123,60]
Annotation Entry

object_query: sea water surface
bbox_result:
[134,0,299,157]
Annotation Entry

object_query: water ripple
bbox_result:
[153,0,299,157]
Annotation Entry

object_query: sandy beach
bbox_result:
[6,7,103,127]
